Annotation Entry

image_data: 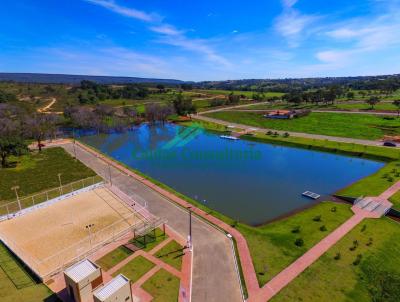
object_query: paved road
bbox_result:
[193,114,392,147]
[61,143,243,302]
[198,101,271,114]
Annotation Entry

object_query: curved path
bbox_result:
[37,97,56,113]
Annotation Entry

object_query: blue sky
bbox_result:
[1,0,400,81]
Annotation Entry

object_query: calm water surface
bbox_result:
[80,124,384,225]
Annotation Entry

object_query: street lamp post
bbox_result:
[58,173,63,195]
[11,186,21,211]
[187,207,192,251]
[108,164,112,186]
[72,128,77,160]
[85,223,95,248]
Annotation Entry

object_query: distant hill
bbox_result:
[0,73,185,85]
[197,74,400,92]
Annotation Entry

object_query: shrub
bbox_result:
[331,206,337,213]
[295,238,304,247]
[273,131,279,136]
[320,225,327,232]
[350,240,359,251]
[266,131,273,135]
[361,225,367,232]
[366,237,373,246]
[291,226,301,234]
[388,176,394,182]
[283,132,290,138]
[313,215,322,222]
[353,254,362,266]
[334,252,341,260]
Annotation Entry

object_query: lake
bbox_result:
[79,123,384,225]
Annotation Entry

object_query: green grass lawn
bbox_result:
[271,218,400,302]
[195,89,284,98]
[206,111,400,140]
[389,190,400,210]
[95,246,133,271]
[0,243,59,302]
[112,255,155,283]
[142,268,180,302]
[131,228,168,252]
[0,147,96,202]
[243,101,400,112]
[338,161,400,197]
[336,102,400,111]
[237,202,354,287]
[154,240,184,271]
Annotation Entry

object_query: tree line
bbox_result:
[0,92,197,168]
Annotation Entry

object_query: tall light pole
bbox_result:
[85,223,95,249]
[57,173,63,195]
[187,207,192,252]
[108,164,112,186]
[72,128,77,160]
[11,186,21,211]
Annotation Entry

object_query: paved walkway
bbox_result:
[255,182,398,301]
[59,141,243,302]
[193,114,388,147]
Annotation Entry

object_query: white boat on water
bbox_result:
[220,135,239,140]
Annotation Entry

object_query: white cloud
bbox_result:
[316,50,353,64]
[156,34,232,68]
[84,0,158,22]
[281,0,298,8]
[33,46,175,78]
[275,2,319,47]
[318,7,400,66]
[275,10,316,37]
[150,24,182,36]
[84,0,230,68]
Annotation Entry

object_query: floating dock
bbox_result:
[302,191,321,200]
[220,135,239,140]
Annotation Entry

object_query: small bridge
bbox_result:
[353,196,392,217]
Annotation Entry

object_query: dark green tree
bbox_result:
[0,118,27,168]
[393,100,400,117]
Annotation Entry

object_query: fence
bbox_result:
[0,175,103,218]
[38,210,165,280]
